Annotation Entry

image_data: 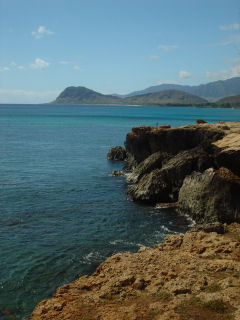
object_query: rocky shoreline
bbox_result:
[26,223,240,320]
[27,121,240,320]
[109,121,240,224]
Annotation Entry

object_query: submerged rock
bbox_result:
[110,170,125,176]
[178,167,240,224]
[107,146,126,161]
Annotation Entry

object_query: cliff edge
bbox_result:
[120,121,240,224]
[26,224,240,320]
[27,121,240,320]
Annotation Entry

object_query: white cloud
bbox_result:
[205,69,229,81]
[0,89,60,104]
[0,66,10,72]
[206,62,240,81]
[10,61,17,66]
[155,79,176,85]
[32,26,54,39]
[219,23,240,31]
[178,70,191,79]
[59,61,71,65]
[30,58,50,69]
[73,65,81,70]
[18,66,25,70]
[220,34,240,46]
[149,55,160,60]
[231,63,240,77]
[209,34,240,47]
[158,44,178,51]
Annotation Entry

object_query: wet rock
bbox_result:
[107,146,126,161]
[111,170,125,176]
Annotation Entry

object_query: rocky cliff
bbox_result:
[26,121,240,320]
[26,223,240,320]
[121,121,240,224]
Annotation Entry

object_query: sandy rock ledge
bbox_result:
[26,223,240,320]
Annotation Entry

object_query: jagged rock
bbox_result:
[127,168,170,203]
[156,202,178,209]
[127,151,171,183]
[178,167,240,224]
[158,125,171,128]
[111,170,125,176]
[125,124,225,166]
[27,224,240,320]
[191,222,224,234]
[196,119,207,124]
[127,147,212,203]
[212,131,240,176]
[107,146,126,161]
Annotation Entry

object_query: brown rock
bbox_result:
[178,167,240,224]
[27,224,240,320]
[107,146,126,161]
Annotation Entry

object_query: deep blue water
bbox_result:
[0,104,240,320]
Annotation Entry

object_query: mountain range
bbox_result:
[118,77,240,101]
[52,87,207,106]
[51,77,240,106]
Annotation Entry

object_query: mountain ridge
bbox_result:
[120,77,240,101]
[52,87,208,106]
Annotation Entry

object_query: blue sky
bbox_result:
[0,0,240,103]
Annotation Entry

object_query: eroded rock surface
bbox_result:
[124,123,225,166]
[178,167,240,224]
[27,224,240,320]
[127,147,212,203]
[115,122,240,223]
[107,146,127,161]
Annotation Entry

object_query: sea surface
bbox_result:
[1,104,240,319]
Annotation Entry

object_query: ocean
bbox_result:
[1,104,240,319]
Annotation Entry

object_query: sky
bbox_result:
[0,0,240,103]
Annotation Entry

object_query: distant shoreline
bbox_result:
[0,103,239,109]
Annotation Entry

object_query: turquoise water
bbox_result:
[0,104,240,319]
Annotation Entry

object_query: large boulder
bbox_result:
[212,132,240,176]
[107,146,126,161]
[127,151,171,183]
[178,167,240,224]
[127,147,212,203]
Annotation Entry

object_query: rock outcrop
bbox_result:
[178,167,240,224]
[127,147,212,203]
[107,146,127,161]
[26,223,240,320]
[124,124,225,166]
[107,122,240,224]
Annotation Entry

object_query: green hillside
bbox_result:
[124,90,207,105]
[51,86,121,104]
[52,87,208,106]
[215,95,240,108]
[122,77,240,101]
